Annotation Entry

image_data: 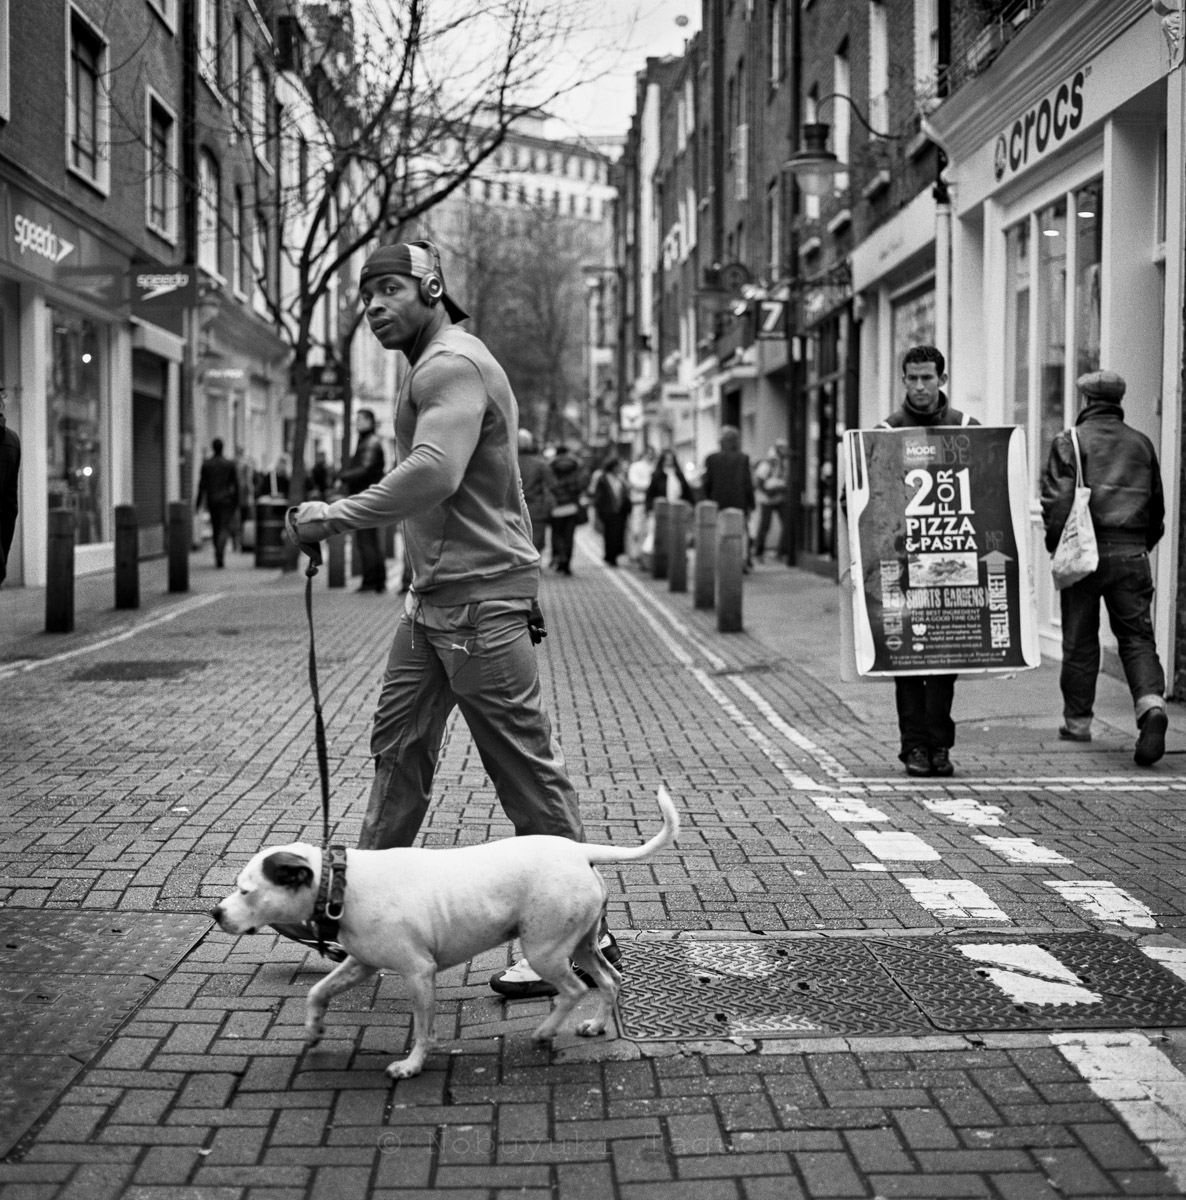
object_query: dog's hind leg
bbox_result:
[305,957,376,1048]
[525,948,589,1044]
[571,924,621,1038]
[386,961,437,1081]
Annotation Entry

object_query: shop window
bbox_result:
[1036,196,1067,471]
[1073,181,1102,381]
[47,309,105,545]
[890,284,935,390]
[1004,220,1030,430]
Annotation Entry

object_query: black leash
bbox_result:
[286,512,347,959]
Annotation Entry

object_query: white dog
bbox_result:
[213,786,678,1079]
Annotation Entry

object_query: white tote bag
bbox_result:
[1051,428,1099,590]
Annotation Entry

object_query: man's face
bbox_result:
[903,360,946,412]
[360,272,430,352]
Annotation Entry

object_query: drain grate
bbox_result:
[616,934,1186,1041]
[0,911,210,1157]
[71,659,208,682]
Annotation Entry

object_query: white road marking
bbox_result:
[812,796,888,822]
[1045,881,1157,929]
[898,878,1011,921]
[973,836,1071,865]
[854,830,941,860]
[958,943,1101,1006]
[853,862,889,872]
[1143,946,1186,984]
[923,797,1005,825]
[731,676,853,780]
[0,593,225,680]
[1052,1032,1186,1191]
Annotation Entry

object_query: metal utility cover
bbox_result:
[0,911,210,1158]
[616,934,1186,1041]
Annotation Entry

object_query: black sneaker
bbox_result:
[930,748,955,777]
[1135,709,1169,767]
[489,932,621,999]
[904,747,932,777]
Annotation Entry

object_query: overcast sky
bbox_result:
[542,0,701,144]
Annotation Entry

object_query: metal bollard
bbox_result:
[114,505,139,610]
[717,507,745,633]
[327,533,346,588]
[652,499,670,580]
[167,502,190,593]
[668,499,690,593]
[694,501,718,609]
[45,508,75,633]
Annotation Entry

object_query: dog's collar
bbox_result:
[308,844,347,957]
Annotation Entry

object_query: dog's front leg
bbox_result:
[386,963,437,1081]
[305,957,376,1048]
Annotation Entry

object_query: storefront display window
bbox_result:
[1004,221,1029,430]
[1074,181,1102,381]
[891,286,935,381]
[46,308,105,544]
[1037,196,1067,474]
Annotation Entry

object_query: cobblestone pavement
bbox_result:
[2,534,1186,1198]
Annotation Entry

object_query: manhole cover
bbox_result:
[0,911,210,1158]
[616,934,1186,1041]
[71,659,207,682]
[617,939,931,1040]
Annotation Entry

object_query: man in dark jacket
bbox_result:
[1040,369,1168,766]
[0,388,19,586]
[547,443,584,575]
[878,345,978,779]
[517,428,551,554]
[701,425,755,567]
[336,408,387,592]
[195,438,239,568]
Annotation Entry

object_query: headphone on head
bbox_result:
[409,240,445,306]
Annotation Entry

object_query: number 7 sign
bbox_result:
[755,299,786,339]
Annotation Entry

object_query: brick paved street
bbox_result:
[3,534,1186,1198]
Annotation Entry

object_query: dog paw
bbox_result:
[304,1024,325,1048]
[385,1059,423,1080]
[576,1019,607,1038]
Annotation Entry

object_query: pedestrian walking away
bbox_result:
[752,438,789,562]
[1040,368,1170,766]
[336,407,387,592]
[517,427,552,555]
[592,453,631,566]
[701,425,755,569]
[195,437,240,568]
[287,238,618,990]
[0,385,19,588]
[547,442,584,576]
[875,345,978,778]
[625,445,655,562]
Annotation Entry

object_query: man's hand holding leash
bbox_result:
[285,504,332,569]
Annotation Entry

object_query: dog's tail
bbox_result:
[583,786,679,864]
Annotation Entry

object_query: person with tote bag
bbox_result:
[1040,370,1169,765]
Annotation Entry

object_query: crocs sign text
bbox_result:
[994,69,1085,183]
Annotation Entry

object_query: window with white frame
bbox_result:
[768,0,785,86]
[868,0,888,134]
[0,0,11,122]
[913,0,940,94]
[197,150,222,276]
[253,206,269,315]
[249,58,266,148]
[231,186,244,295]
[229,20,243,122]
[198,0,221,85]
[147,95,177,240]
[832,45,850,191]
[767,180,782,279]
[69,8,108,189]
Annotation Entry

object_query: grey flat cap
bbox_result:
[1076,369,1126,400]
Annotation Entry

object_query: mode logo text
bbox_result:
[994,69,1085,183]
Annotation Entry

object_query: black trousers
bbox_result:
[356,526,385,590]
[894,674,957,760]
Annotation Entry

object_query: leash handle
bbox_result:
[286,507,323,571]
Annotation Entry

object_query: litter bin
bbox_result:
[255,497,289,567]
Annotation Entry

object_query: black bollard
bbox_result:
[717,507,745,633]
[114,505,139,609]
[45,508,75,633]
[327,534,346,588]
[694,501,718,609]
[668,500,690,593]
[167,502,190,593]
[652,499,670,580]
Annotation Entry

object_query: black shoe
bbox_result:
[489,932,621,999]
[904,747,932,777]
[1135,708,1169,767]
[930,748,954,777]
[1059,725,1092,742]
[270,922,348,962]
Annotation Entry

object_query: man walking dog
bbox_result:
[286,240,619,996]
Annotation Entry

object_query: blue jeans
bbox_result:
[1059,550,1165,725]
[359,597,585,849]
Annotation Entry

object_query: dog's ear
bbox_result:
[261,851,315,891]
